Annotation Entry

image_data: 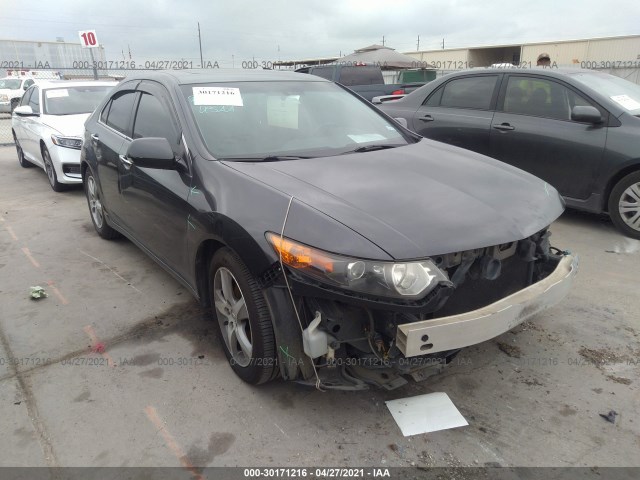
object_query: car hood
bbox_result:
[224,140,565,259]
[0,88,19,95]
[40,113,90,137]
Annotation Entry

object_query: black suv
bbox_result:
[379,68,640,239]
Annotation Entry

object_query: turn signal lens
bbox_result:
[267,233,334,273]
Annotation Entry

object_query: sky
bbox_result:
[0,0,639,67]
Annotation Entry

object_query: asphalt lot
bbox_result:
[0,144,639,470]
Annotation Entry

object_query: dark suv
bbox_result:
[379,68,640,239]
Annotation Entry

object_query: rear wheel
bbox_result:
[13,133,33,168]
[85,170,120,239]
[609,171,640,240]
[209,247,278,385]
[42,146,65,192]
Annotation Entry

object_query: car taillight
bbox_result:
[391,89,405,95]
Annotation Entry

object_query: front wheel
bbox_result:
[42,146,65,192]
[609,172,640,240]
[209,247,278,385]
[84,169,120,240]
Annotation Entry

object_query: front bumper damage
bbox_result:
[265,231,577,390]
[396,254,577,357]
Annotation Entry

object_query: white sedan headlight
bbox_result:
[51,135,83,150]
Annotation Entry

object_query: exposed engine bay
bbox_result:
[276,229,572,390]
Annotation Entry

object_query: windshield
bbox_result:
[0,78,21,90]
[43,85,113,115]
[570,72,640,115]
[180,81,409,159]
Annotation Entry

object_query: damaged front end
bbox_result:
[263,229,577,390]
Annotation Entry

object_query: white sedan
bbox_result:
[11,80,117,191]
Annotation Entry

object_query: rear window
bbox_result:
[43,85,113,115]
[338,67,383,86]
[439,76,498,110]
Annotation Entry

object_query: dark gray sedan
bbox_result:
[80,70,576,389]
[378,68,640,239]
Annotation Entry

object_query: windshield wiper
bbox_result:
[220,155,312,162]
[340,144,400,154]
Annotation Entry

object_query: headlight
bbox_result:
[0,94,8,102]
[266,232,450,300]
[51,135,82,150]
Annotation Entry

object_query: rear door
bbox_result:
[118,81,191,276]
[410,74,501,156]
[489,74,607,200]
[12,86,33,146]
[93,87,138,225]
[22,86,42,165]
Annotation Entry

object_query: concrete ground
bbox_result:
[0,145,639,470]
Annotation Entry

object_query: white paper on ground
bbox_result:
[386,392,468,436]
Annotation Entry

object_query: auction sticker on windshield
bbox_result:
[610,94,640,110]
[193,86,243,106]
[46,89,69,98]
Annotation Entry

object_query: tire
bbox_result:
[209,247,278,385]
[609,171,640,240]
[84,169,120,240]
[13,133,33,168]
[42,146,66,192]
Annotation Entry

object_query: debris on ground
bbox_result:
[520,377,544,387]
[497,341,522,358]
[578,346,625,367]
[91,342,106,354]
[29,286,48,300]
[606,375,632,385]
[599,410,618,424]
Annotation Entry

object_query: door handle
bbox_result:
[492,123,515,131]
[419,115,434,122]
[90,133,99,142]
[119,154,133,168]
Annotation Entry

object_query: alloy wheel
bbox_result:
[618,182,640,231]
[87,176,104,228]
[43,150,56,187]
[213,267,252,367]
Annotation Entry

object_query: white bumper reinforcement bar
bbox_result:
[396,254,578,357]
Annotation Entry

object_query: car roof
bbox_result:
[34,80,118,89]
[119,69,325,85]
[452,66,603,78]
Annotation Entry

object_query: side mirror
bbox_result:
[394,117,408,128]
[13,105,37,116]
[126,137,175,169]
[571,105,602,124]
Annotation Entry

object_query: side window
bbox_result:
[28,87,40,113]
[105,91,137,136]
[100,100,111,124]
[502,76,590,121]
[424,85,444,106]
[20,87,33,107]
[132,93,178,146]
[439,76,498,110]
